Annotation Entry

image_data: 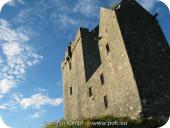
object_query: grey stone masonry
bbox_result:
[61,0,170,121]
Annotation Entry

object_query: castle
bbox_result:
[61,0,170,120]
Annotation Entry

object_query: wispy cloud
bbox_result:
[0,19,43,95]
[0,90,62,119]
[7,0,25,7]
[0,19,29,43]
[30,110,45,119]
[50,13,78,28]
[13,0,72,27]
[2,43,22,57]
[0,79,16,94]
[0,104,7,110]
[1,93,24,111]
[19,93,63,109]
[73,0,99,17]
[13,9,32,24]
[16,0,24,4]
[13,0,99,30]
[31,112,42,119]
[13,4,48,26]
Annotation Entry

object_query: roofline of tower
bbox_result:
[61,0,156,69]
[114,0,154,17]
[61,27,89,69]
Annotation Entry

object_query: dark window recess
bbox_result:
[104,95,108,109]
[100,73,105,85]
[89,87,92,97]
[106,43,110,54]
[69,62,71,70]
[68,45,72,57]
[70,87,72,95]
[106,29,108,33]
[66,56,70,62]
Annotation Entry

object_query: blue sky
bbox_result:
[0,0,169,128]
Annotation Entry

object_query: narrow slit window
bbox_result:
[69,62,71,70]
[106,43,110,54]
[89,87,92,97]
[100,73,104,85]
[104,95,108,109]
[70,87,72,95]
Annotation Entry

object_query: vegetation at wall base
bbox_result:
[43,116,167,128]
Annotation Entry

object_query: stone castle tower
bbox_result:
[61,0,170,120]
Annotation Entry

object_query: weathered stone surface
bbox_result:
[116,0,170,119]
[61,0,170,121]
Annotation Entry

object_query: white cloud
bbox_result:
[74,0,99,17]
[0,95,4,99]
[17,0,24,4]
[20,93,63,109]
[0,79,16,94]
[32,112,41,119]
[0,19,29,43]
[0,104,7,110]
[7,0,25,7]
[0,117,11,128]
[0,18,9,26]
[0,19,43,95]
[13,9,32,24]
[13,0,49,25]
[0,90,62,114]
[33,88,47,93]
[13,0,97,31]
[50,13,78,28]
[30,110,45,119]
[1,93,23,111]
[2,43,22,57]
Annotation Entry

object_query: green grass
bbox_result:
[43,116,167,128]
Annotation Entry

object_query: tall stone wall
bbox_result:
[62,7,142,120]
[115,0,170,118]
[61,0,170,121]
[62,29,87,120]
[96,7,142,119]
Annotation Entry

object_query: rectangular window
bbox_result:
[69,62,71,70]
[89,87,92,97]
[100,73,104,85]
[106,43,110,54]
[70,87,72,95]
[104,95,108,109]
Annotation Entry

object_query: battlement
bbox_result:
[61,27,89,69]
[61,26,100,75]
